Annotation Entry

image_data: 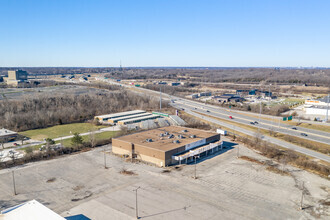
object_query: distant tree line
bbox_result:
[1,67,329,85]
[0,89,160,131]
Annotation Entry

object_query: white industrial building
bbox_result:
[305,106,328,116]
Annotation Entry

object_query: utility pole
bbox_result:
[258,101,262,134]
[160,86,162,110]
[326,93,329,122]
[134,186,141,219]
[12,170,17,195]
[300,181,305,210]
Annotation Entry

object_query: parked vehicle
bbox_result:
[229,116,233,119]
[292,127,297,130]
[301,133,308,136]
[250,122,255,125]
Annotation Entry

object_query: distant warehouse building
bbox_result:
[95,110,146,122]
[0,128,18,142]
[305,106,328,116]
[112,126,221,167]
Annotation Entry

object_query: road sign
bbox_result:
[283,117,287,121]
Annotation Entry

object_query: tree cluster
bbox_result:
[0,89,159,131]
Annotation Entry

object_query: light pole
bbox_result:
[12,170,17,195]
[104,145,107,169]
[194,155,199,179]
[300,181,305,210]
[236,145,240,158]
[134,186,141,219]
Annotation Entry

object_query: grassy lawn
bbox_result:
[20,123,107,141]
[56,131,117,147]
[21,131,118,153]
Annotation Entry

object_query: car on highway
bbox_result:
[254,121,258,124]
[206,110,210,112]
[250,122,255,125]
[300,133,308,137]
[292,127,297,130]
[229,116,233,119]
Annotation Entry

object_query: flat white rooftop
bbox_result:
[0,128,17,137]
[95,110,146,120]
[0,200,65,220]
[109,112,152,123]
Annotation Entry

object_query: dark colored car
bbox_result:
[254,121,259,124]
[301,133,308,136]
[292,127,297,130]
[250,122,255,125]
[206,110,210,112]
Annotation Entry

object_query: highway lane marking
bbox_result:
[188,110,330,162]
[176,101,330,143]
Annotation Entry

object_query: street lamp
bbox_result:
[193,155,200,179]
[133,186,141,219]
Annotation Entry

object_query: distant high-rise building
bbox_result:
[3,70,28,86]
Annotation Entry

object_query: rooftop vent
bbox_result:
[178,135,184,139]
[190,135,196,138]
[164,132,169,135]
[173,140,180,144]
[182,129,188,132]
[168,134,174,139]
[146,139,153,142]
[159,133,165,137]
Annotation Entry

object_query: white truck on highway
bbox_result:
[216,129,227,136]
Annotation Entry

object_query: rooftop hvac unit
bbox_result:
[168,134,174,139]
[190,135,196,138]
[178,135,184,139]
[146,139,153,142]
[173,140,180,144]
[159,133,164,137]
[182,129,188,132]
[164,132,169,135]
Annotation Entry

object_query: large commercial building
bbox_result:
[3,70,28,86]
[112,126,221,167]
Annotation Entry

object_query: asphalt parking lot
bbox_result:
[0,138,329,219]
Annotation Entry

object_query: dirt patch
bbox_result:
[239,156,264,165]
[119,168,137,176]
[239,156,291,176]
[73,185,85,191]
[46,177,56,183]
[71,191,93,202]
[266,165,291,176]
[174,166,183,171]
[162,169,171,173]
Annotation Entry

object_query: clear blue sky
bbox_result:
[1,0,329,67]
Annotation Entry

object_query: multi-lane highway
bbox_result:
[104,79,330,162]
[173,99,330,145]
